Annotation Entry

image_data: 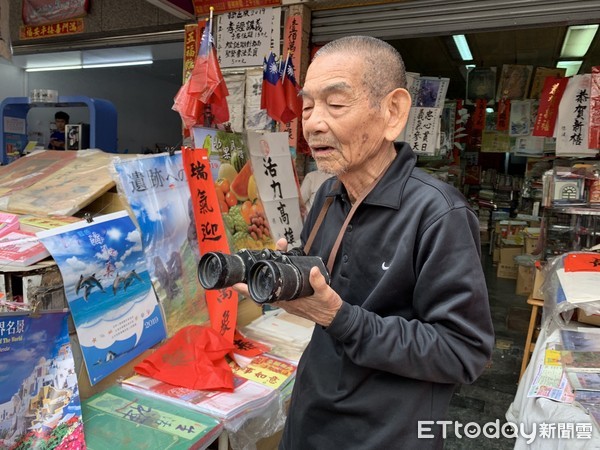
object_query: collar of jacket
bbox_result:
[323,142,416,210]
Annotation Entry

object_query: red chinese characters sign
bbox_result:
[20,18,84,40]
[182,147,238,343]
[193,0,280,16]
[22,0,89,26]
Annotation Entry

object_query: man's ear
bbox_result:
[382,88,411,142]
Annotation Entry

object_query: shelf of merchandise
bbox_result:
[0,96,118,164]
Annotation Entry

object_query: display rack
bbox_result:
[0,96,118,164]
[542,206,600,260]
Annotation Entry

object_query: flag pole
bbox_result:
[281,49,291,84]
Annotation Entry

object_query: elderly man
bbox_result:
[235,35,494,449]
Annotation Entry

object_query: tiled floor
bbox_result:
[444,245,530,449]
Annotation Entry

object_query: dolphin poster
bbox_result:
[37,210,167,385]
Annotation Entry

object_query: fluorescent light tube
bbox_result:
[25,65,83,72]
[560,24,599,58]
[556,60,583,77]
[83,60,153,69]
[453,35,473,61]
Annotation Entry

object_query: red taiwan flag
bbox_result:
[173,14,229,128]
[280,53,302,123]
[261,51,287,123]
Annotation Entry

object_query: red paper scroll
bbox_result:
[471,99,487,131]
[496,98,510,131]
[589,66,600,149]
[182,147,238,343]
[533,77,569,137]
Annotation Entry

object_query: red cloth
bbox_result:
[172,18,229,128]
[135,325,235,391]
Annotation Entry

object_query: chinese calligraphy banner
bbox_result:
[246,131,303,247]
[589,66,600,149]
[22,0,89,26]
[217,7,281,68]
[405,107,441,156]
[20,18,84,40]
[113,153,209,337]
[37,211,167,385]
[182,147,238,342]
[555,74,597,157]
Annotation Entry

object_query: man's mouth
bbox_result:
[310,144,334,152]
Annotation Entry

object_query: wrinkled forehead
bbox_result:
[304,52,365,91]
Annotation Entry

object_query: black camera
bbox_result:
[197,248,330,304]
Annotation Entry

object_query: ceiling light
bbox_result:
[560,24,599,58]
[25,65,83,72]
[466,64,476,71]
[556,60,584,76]
[452,35,473,61]
[83,60,153,69]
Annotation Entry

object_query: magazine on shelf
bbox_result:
[0,229,50,267]
[561,350,600,373]
[0,212,20,238]
[121,373,278,421]
[82,384,222,450]
[560,329,600,352]
[567,372,600,391]
[229,353,297,391]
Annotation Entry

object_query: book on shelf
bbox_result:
[560,329,600,352]
[0,212,20,238]
[0,229,50,267]
[240,309,315,363]
[566,371,600,391]
[229,353,297,391]
[561,350,600,373]
[82,384,223,450]
[121,373,278,422]
[18,214,80,233]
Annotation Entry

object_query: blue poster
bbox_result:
[37,211,167,385]
[113,153,209,336]
[0,312,85,449]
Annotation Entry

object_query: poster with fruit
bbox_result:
[246,131,304,247]
[192,127,275,252]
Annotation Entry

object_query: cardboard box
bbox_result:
[497,246,523,279]
[531,268,545,300]
[577,309,600,327]
[515,265,535,296]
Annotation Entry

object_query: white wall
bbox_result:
[1,59,184,153]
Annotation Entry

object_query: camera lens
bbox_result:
[248,260,301,303]
[197,252,246,289]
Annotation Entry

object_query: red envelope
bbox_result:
[135,325,235,391]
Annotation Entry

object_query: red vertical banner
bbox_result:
[181,24,200,139]
[496,98,510,131]
[472,99,487,131]
[589,66,600,149]
[533,77,569,137]
[182,147,238,343]
[281,14,308,154]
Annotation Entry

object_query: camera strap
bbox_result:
[304,165,390,274]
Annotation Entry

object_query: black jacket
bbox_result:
[280,143,495,449]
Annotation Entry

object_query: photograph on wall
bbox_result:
[496,64,534,101]
[414,76,449,108]
[528,66,567,99]
[37,211,167,385]
[113,153,209,337]
[0,311,85,449]
[466,67,497,105]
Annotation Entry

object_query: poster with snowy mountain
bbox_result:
[37,211,167,385]
[0,311,85,449]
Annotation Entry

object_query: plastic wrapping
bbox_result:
[225,390,287,450]
[540,251,600,328]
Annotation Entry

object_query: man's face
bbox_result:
[301,53,387,177]
[55,118,66,131]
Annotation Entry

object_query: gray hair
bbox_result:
[313,36,407,106]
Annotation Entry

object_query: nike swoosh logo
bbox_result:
[382,262,390,271]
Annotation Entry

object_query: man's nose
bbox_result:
[303,105,328,134]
